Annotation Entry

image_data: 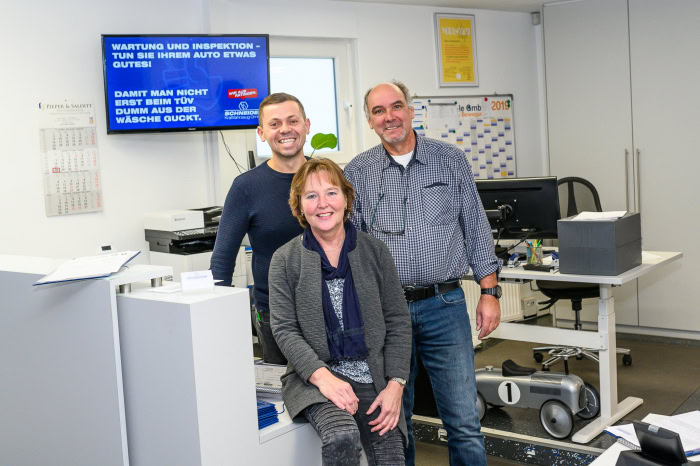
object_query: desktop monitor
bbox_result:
[475,176,560,241]
[102,34,270,134]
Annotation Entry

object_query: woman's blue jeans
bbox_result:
[403,286,486,466]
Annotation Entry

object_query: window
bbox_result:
[256,57,339,157]
[215,38,359,204]
[257,37,359,163]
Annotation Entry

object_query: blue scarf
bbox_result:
[302,221,368,360]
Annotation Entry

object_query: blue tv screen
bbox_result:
[102,34,270,134]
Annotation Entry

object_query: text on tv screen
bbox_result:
[102,34,270,133]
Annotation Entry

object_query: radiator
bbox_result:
[461,280,526,322]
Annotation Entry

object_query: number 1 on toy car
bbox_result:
[498,381,521,404]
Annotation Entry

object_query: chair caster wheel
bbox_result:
[542,366,550,372]
[623,354,632,366]
[534,352,544,363]
[576,354,583,360]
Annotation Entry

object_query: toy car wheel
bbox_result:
[577,382,600,420]
[539,400,574,439]
[534,352,544,363]
[623,354,633,366]
[476,392,486,421]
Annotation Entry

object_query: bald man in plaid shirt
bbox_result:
[344,81,501,466]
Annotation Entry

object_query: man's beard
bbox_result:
[381,124,407,144]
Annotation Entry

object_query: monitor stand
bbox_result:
[494,245,510,261]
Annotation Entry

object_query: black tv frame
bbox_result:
[101,34,270,134]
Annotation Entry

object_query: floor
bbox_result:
[416,441,521,465]
[412,324,700,465]
[254,320,700,465]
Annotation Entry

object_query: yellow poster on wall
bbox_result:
[435,14,478,87]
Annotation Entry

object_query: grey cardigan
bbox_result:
[268,231,411,441]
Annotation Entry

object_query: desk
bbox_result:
[488,251,682,444]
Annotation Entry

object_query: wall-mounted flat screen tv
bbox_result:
[102,34,269,134]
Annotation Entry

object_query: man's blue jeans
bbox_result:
[403,286,486,466]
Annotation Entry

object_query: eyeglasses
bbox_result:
[370,168,408,235]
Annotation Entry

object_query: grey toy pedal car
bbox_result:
[475,359,600,439]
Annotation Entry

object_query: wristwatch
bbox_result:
[390,377,407,386]
[481,285,502,299]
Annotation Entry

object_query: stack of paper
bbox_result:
[255,360,285,394]
[573,211,627,221]
[605,411,700,456]
[34,251,140,285]
[257,399,279,429]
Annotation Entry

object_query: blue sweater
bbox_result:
[210,160,303,312]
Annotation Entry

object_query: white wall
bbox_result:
[210,0,546,187]
[0,0,546,261]
[0,0,212,261]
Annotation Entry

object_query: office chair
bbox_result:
[533,177,632,370]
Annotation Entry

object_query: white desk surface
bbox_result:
[0,254,66,274]
[498,251,682,285]
[591,441,700,465]
[0,254,172,286]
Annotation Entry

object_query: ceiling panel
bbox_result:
[330,0,551,13]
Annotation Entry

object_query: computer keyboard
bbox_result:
[523,264,556,272]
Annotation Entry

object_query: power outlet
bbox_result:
[521,296,538,318]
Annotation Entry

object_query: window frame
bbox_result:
[265,36,360,164]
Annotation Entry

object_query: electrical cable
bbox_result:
[219,130,246,174]
[495,229,528,254]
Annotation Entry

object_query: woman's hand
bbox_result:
[367,380,404,435]
[309,367,359,415]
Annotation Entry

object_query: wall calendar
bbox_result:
[38,101,103,216]
[412,94,516,179]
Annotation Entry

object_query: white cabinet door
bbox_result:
[629,0,700,330]
[543,0,639,326]
[544,0,635,212]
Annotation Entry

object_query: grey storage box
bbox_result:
[558,212,641,276]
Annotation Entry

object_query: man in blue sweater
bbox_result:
[211,93,310,364]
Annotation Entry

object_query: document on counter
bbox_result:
[573,211,627,221]
[34,251,140,285]
[604,411,700,456]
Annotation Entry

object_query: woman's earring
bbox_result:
[301,211,305,217]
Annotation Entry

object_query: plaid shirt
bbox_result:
[344,133,499,286]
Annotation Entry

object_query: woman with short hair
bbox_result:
[269,158,411,465]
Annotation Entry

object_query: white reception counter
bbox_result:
[0,255,320,465]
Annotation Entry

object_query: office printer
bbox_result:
[144,207,222,255]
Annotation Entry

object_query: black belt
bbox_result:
[403,281,460,302]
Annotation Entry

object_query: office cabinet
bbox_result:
[544,0,699,332]
[117,287,321,465]
[627,0,700,330]
[544,0,639,327]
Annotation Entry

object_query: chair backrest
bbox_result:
[557,177,602,218]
